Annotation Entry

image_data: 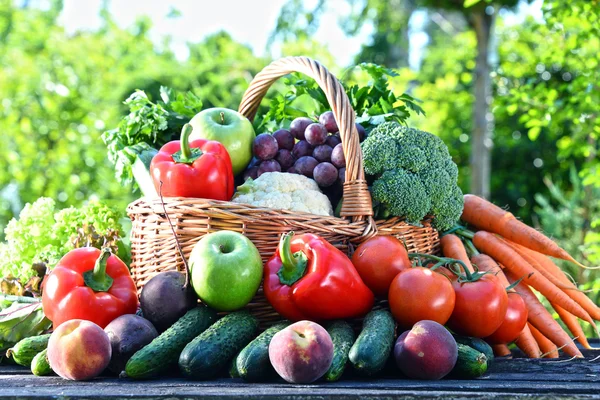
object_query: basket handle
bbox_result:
[238,56,373,223]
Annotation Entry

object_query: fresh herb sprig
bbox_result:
[254,63,424,132]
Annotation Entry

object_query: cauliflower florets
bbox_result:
[231,172,334,216]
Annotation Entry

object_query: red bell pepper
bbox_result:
[150,124,234,199]
[42,247,138,329]
[264,232,374,321]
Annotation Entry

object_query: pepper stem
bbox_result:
[172,124,203,164]
[83,248,114,292]
[180,124,194,160]
[277,232,308,286]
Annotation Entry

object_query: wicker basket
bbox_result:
[127,56,440,324]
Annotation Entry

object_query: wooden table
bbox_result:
[2,354,600,399]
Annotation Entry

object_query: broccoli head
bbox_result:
[372,169,431,225]
[362,121,463,231]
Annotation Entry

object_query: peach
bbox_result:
[47,319,112,380]
[268,320,333,384]
[394,320,458,380]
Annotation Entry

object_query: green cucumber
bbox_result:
[125,306,216,379]
[31,348,53,376]
[235,321,289,382]
[179,311,258,380]
[229,353,241,378]
[6,334,51,367]
[453,335,494,368]
[324,320,355,382]
[450,344,488,379]
[349,309,395,376]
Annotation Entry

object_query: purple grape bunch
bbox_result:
[244,112,367,192]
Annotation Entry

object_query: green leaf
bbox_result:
[463,0,482,8]
[528,126,542,141]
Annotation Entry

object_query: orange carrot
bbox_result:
[462,194,584,268]
[528,323,559,358]
[552,302,593,350]
[514,324,541,358]
[505,270,583,358]
[441,234,474,273]
[473,231,592,324]
[526,249,600,321]
[492,344,512,357]
[506,241,574,291]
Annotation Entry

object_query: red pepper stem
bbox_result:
[277,232,308,286]
[83,248,114,292]
[180,124,194,160]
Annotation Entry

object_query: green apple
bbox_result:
[188,108,255,175]
[189,231,263,311]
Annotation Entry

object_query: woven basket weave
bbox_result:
[127,56,440,324]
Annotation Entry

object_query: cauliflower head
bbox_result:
[232,172,334,216]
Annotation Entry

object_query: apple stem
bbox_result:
[158,181,191,289]
[277,232,308,286]
[83,248,114,292]
[220,112,225,125]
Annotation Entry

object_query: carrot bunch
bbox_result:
[442,194,599,359]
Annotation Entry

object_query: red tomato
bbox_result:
[447,274,508,338]
[484,292,528,344]
[352,236,411,297]
[388,267,456,329]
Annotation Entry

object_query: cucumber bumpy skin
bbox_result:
[324,320,355,382]
[235,321,289,382]
[453,335,494,368]
[179,311,259,380]
[6,334,51,367]
[124,306,217,379]
[31,348,53,376]
[349,309,396,376]
[450,344,488,378]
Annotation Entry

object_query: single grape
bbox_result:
[243,166,259,181]
[272,129,295,151]
[253,133,278,160]
[305,123,328,146]
[294,156,319,178]
[331,143,346,168]
[292,140,312,159]
[319,111,338,133]
[338,167,346,184]
[312,144,333,162]
[313,162,338,187]
[355,123,366,142]
[290,117,314,140]
[275,149,295,170]
[325,135,341,148]
[257,160,281,176]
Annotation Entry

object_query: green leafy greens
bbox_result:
[254,63,425,132]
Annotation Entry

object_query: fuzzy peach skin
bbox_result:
[268,320,333,384]
[47,319,112,380]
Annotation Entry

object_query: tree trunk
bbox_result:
[469,8,495,198]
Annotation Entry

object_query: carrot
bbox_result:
[492,344,512,357]
[505,270,583,358]
[473,231,592,324]
[514,324,541,358]
[462,194,585,268]
[526,249,600,321]
[528,323,559,358]
[552,302,593,350]
[441,234,474,273]
[506,241,575,291]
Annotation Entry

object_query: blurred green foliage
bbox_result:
[0,0,265,236]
